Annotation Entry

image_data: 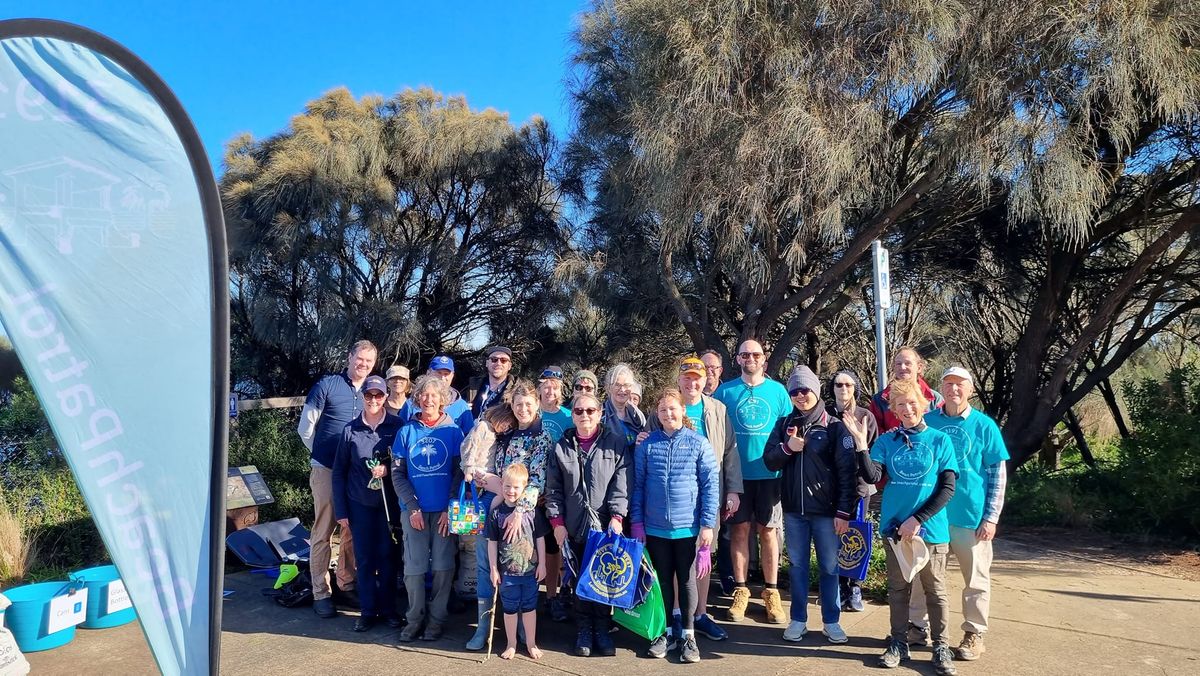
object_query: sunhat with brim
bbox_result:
[887,534,931,583]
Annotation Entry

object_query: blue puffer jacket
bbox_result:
[630,427,720,539]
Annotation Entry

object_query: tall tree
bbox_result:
[567,0,1200,378]
[222,87,569,394]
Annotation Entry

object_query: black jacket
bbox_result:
[545,425,632,541]
[763,409,856,519]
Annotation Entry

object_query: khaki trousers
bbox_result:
[309,465,357,600]
[910,524,993,634]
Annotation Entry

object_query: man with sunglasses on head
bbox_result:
[465,345,516,417]
[713,339,793,625]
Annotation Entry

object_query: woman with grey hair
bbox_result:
[602,363,647,447]
[391,374,465,641]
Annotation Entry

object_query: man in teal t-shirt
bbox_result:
[911,367,1010,662]
[712,339,792,625]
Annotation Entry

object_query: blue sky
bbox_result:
[10,0,586,176]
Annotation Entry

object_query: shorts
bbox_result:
[727,478,783,528]
[499,573,539,614]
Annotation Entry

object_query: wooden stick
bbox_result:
[482,581,499,662]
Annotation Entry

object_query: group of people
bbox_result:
[298,338,1009,673]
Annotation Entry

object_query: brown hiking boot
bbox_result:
[762,588,786,624]
[956,631,984,660]
[726,586,751,621]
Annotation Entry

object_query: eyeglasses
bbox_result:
[572,407,599,416]
[364,391,386,400]
[834,382,854,389]
[738,351,765,360]
[574,383,595,392]
[489,356,511,364]
[540,368,563,380]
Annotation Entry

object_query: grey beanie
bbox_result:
[787,365,821,396]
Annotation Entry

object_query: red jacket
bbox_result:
[868,378,945,433]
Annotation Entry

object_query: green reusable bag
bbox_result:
[613,552,667,640]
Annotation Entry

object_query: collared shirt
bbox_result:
[298,371,365,468]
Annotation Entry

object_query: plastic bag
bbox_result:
[613,551,667,639]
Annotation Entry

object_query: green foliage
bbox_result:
[1008,367,1200,542]
[1114,367,1200,538]
[228,409,313,524]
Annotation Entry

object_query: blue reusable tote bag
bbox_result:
[838,500,874,581]
[576,528,643,609]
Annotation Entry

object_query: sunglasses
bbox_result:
[679,364,705,374]
[574,383,595,391]
[541,368,564,380]
[834,382,854,388]
[572,407,599,416]
[364,391,386,400]
[489,356,511,364]
[790,387,814,396]
[738,351,765,359]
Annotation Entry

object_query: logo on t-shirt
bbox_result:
[411,437,449,473]
[735,394,772,433]
[890,441,934,481]
[940,425,973,465]
[543,417,565,441]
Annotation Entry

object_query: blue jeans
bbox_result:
[475,490,497,601]
[784,512,841,624]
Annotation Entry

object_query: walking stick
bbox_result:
[482,580,499,662]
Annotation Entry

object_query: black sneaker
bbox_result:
[720,575,736,597]
[574,619,594,657]
[879,637,911,668]
[932,643,957,675]
[353,616,375,632]
[313,598,337,619]
[679,635,700,663]
[648,634,669,658]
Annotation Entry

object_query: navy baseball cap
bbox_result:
[363,375,387,394]
[430,355,455,372]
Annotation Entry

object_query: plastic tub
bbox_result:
[0,581,78,652]
[71,565,137,629]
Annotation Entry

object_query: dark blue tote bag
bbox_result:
[575,528,643,609]
[838,499,874,581]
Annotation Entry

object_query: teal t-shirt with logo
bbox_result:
[540,406,573,444]
[685,400,706,438]
[714,378,791,480]
[870,426,959,544]
[925,407,1010,529]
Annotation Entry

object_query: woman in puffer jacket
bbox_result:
[630,389,720,664]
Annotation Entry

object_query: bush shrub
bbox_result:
[227,408,313,524]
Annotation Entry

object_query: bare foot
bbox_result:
[526,643,543,660]
[500,645,516,660]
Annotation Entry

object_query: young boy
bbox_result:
[488,463,548,659]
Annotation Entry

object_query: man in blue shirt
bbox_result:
[910,367,1009,662]
[297,339,377,618]
[464,345,516,417]
[713,339,792,625]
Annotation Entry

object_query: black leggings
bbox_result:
[646,535,698,631]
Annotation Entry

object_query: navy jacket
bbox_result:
[303,372,365,468]
[332,412,403,521]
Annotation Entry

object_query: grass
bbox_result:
[0,491,37,586]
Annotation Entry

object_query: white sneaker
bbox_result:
[823,622,848,643]
[783,620,808,642]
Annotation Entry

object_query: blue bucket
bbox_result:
[0,581,78,652]
[70,565,137,629]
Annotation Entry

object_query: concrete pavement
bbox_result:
[22,538,1200,675]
